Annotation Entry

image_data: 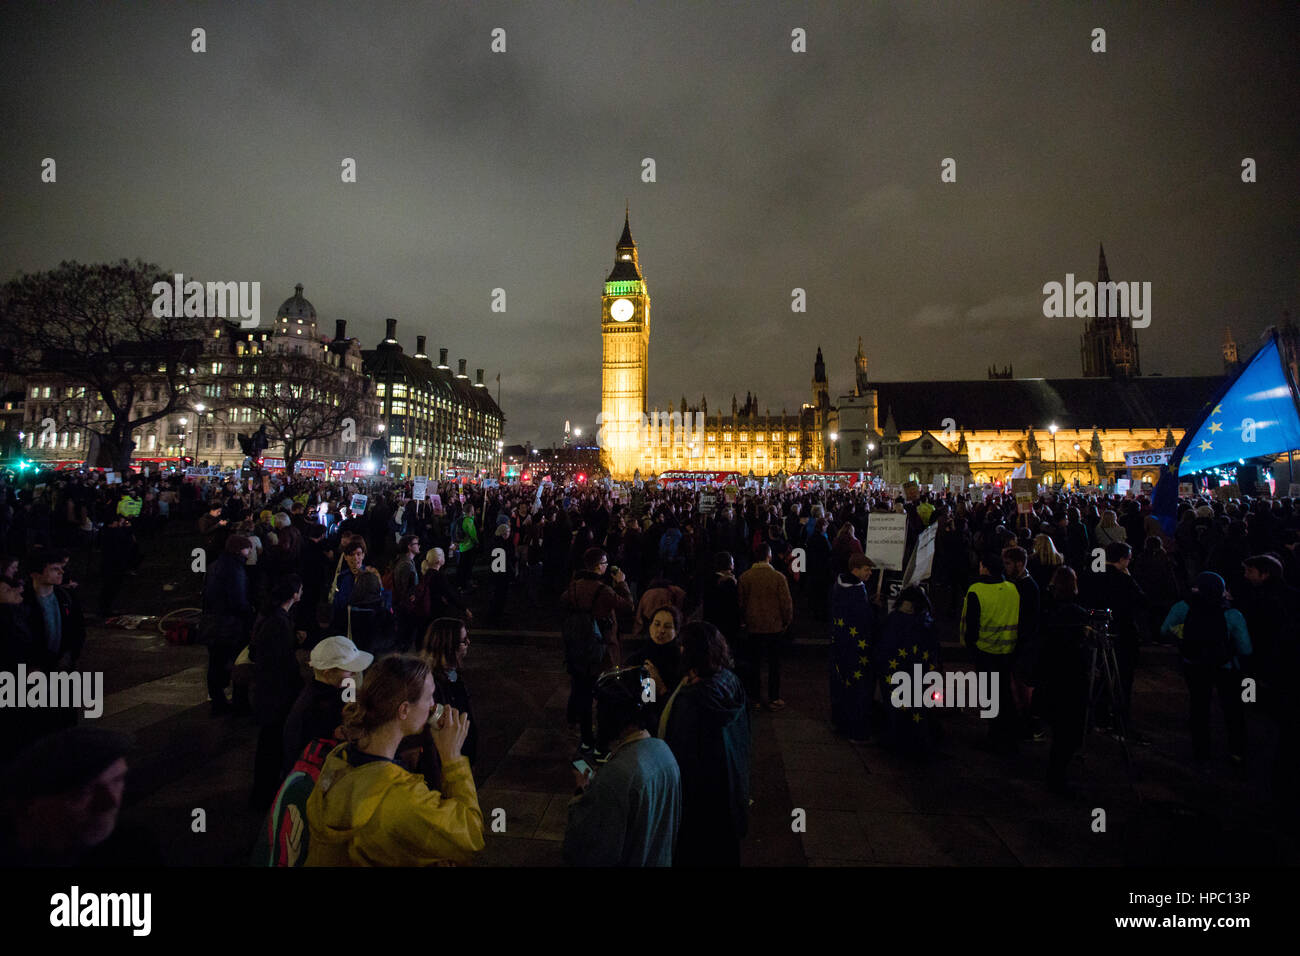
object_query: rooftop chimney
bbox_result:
[384,318,397,342]
[415,335,427,356]
[457,359,468,378]
[474,368,485,387]
[438,348,449,368]
[335,319,347,340]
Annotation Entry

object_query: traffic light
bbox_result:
[16,458,32,472]
[182,456,194,466]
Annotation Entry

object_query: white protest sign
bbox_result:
[350,494,368,514]
[864,513,907,572]
[413,476,428,501]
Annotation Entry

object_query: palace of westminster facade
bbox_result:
[599,214,1298,486]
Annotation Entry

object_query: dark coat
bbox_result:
[702,572,742,645]
[282,679,345,774]
[202,552,253,645]
[250,605,303,726]
[562,570,634,666]
[21,585,87,670]
[662,668,751,864]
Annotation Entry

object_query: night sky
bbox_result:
[2,1,1296,445]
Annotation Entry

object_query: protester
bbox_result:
[282,636,373,774]
[659,622,751,867]
[304,654,484,866]
[829,553,879,742]
[1161,572,1251,769]
[250,574,306,810]
[1035,567,1092,795]
[624,605,683,732]
[564,666,682,866]
[420,617,478,766]
[738,542,794,711]
[561,548,634,757]
[0,727,161,866]
[961,552,1020,753]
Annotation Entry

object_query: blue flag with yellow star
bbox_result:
[1153,332,1300,533]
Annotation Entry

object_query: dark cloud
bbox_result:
[2,0,1296,444]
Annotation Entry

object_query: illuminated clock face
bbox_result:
[610,298,634,322]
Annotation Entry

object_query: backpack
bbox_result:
[1180,602,1234,667]
[562,583,607,678]
[252,737,339,867]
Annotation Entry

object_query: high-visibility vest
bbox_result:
[117,496,142,517]
[965,581,1019,655]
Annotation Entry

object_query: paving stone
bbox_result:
[799,808,872,861]
[859,812,1020,866]
[475,788,553,838]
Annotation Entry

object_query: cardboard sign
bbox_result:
[902,523,937,587]
[1215,483,1239,500]
[261,475,271,494]
[105,471,120,485]
[1010,478,1037,495]
[723,484,739,504]
[350,494,368,514]
[864,513,907,572]
[698,491,716,515]
[1178,482,1194,497]
[903,481,920,502]
[1015,491,1033,514]
[430,494,444,514]
[413,477,428,501]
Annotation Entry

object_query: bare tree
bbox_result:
[0,260,200,472]
[222,348,370,476]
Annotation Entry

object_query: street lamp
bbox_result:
[1048,423,1058,488]
[1073,442,1081,486]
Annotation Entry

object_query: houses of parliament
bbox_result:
[598,213,1299,487]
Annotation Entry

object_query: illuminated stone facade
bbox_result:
[598,213,832,480]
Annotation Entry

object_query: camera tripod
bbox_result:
[1080,616,1133,769]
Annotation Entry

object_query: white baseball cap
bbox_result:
[309,636,374,673]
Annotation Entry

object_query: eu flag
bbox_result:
[1153,333,1300,532]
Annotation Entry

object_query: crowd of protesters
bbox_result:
[2,462,1298,865]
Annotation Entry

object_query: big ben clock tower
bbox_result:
[600,207,650,479]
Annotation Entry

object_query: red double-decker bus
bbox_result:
[657,470,742,487]
[787,471,869,488]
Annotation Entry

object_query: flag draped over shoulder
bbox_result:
[1152,332,1300,533]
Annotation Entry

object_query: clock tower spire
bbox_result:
[600,208,651,479]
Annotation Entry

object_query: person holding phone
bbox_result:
[305,654,484,867]
[564,667,681,867]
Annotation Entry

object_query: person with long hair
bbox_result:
[1028,533,1064,594]
[659,622,751,867]
[624,605,683,732]
[419,617,477,766]
[304,654,483,866]
[1161,572,1252,769]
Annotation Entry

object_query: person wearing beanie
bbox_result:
[0,727,161,866]
[1161,571,1252,768]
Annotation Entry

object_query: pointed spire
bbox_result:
[883,407,899,439]
[1164,427,1176,448]
[618,206,634,248]
[1097,243,1109,283]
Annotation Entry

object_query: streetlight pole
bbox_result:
[1048,423,1058,489]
